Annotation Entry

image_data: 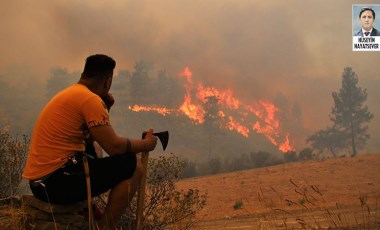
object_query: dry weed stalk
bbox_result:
[258,178,380,229]
[0,197,26,230]
[0,127,29,229]
[0,128,28,198]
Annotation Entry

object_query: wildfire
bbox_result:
[174,68,204,123]
[279,134,293,153]
[128,105,172,116]
[129,66,295,153]
[179,66,193,84]
[224,116,249,137]
[196,85,240,109]
[179,94,205,124]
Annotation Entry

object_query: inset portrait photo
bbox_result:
[353,4,380,51]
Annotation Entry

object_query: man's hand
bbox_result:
[101,93,115,111]
[143,129,158,152]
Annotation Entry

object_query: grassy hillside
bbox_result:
[176,153,380,229]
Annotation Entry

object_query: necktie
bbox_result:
[364,32,370,36]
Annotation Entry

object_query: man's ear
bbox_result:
[104,77,112,90]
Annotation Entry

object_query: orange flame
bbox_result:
[224,116,249,137]
[196,85,240,109]
[128,66,295,153]
[129,105,172,116]
[279,133,294,153]
[179,94,205,124]
[252,121,277,146]
[178,67,206,124]
[179,66,193,84]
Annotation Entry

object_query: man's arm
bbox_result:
[89,125,157,156]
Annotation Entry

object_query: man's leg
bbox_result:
[97,159,143,229]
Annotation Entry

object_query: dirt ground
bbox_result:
[176,153,380,229]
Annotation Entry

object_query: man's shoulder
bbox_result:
[68,84,90,93]
[64,84,97,99]
[371,28,380,36]
[51,84,99,109]
[354,30,362,36]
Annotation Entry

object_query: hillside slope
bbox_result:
[176,153,380,228]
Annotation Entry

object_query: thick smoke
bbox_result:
[0,0,379,152]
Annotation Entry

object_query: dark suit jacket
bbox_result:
[355,28,380,36]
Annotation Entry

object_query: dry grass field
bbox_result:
[176,153,380,229]
[1,153,379,229]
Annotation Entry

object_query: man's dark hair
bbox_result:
[359,7,376,19]
[82,54,116,79]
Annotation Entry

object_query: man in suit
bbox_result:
[355,7,380,36]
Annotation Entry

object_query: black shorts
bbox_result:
[29,153,137,204]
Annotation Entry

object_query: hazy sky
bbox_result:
[1,0,379,152]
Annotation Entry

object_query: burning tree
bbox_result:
[307,67,373,157]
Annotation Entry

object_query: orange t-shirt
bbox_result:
[23,84,110,180]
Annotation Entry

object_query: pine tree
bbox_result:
[330,67,373,156]
[130,60,153,104]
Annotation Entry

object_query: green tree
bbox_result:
[0,76,10,115]
[153,70,184,107]
[307,126,346,157]
[298,147,314,160]
[250,151,272,168]
[46,68,77,99]
[130,60,153,105]
[203,96,221,158]
[307,67,373,157]
[197,158,218,175]
[284,150,297,162]
[182,159,198,178]
[330,67,373,157]
[112,70,132,105]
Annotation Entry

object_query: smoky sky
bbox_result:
[1,0,380,152]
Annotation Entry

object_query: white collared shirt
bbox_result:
[362,28,373,37]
